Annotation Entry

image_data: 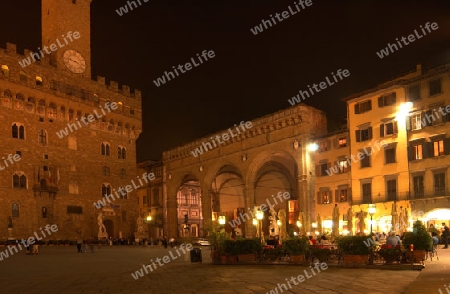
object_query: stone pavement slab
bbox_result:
[0,245,427,293]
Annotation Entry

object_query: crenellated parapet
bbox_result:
[0,42,142,120]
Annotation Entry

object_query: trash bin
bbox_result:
[190,247,202,263]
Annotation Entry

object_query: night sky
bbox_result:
[2,0,450,161]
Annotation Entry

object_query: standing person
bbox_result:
[76,238,83,253]
[441,223,449,249]
[169,237,175,248]
[162,237,168,249]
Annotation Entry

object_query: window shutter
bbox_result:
[444,138,450,155]
[315,165,321,177]
[422,142,429,159]
[347,161,351,172]
[327,139,331,151]
[368,127,373,139]
[368,100,372,111]
[421,112,427,127]
[355,130,361,142]
[329,190,333,203]
[378,97,383,108]
[406,116,411,131]
[317,192,322,204]
[407,146,413,161]
[354,104,360,114]
[380,124,384,137]
[327,162,331,170]
[393,121,398,134]
[333,138,338,148]
[391,92,396,103]
[335,190,339,202]
[426,110,433,126]
[347,187,352,203]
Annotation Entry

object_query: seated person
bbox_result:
[386,232,399,246]
[319,235,329,245]
[308,236,316,245]
[431,232,440,246]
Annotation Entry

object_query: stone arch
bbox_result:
[245,149,300,236]
[167,172,203,238]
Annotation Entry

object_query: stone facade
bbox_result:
[0,0,142,241]
[162,104,327,238]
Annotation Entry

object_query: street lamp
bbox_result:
[256,208,264,245]
[368,204,376,234]
[296,220,302,235]
[146,215,152,240]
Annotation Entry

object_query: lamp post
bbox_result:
[296,220,302,236]
[256,208,264,245]
[146,215,152,241]
[218,215,226,232]
[368,204,376,234]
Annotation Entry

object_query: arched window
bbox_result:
[108,119,114,131]
[12,123,25,139]
[12,203,19,217]
[101,142,110,156]
[1,65,9,77]
[102,183,112,197]
[119,187,127,199]
[68,136,77,150]
[69,183,79,194]
[15,93,24,101]
[4,89,12,97]
[102,166,110,176]
[118,146,126,159]
[28,97,35,104]
[36,76,43,86]
[13,174,26,188]
[38,129,47,145]
[68,109,74,121]
[19,71,27,82]
[76,110,82,120]
[120,168,126,179]
[38,99,46,106]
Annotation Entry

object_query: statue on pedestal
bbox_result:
[97,212,108,239]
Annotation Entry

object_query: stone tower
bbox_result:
[0,0,142,241]
[41,0,92,78]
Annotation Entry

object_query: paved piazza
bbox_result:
[2,245,444,294]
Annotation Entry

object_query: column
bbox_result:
[244,184,255,238]
[201,184,212,238]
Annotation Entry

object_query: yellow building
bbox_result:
[344,66,421,235]
[310,129,352,236]
[405,63,450,230]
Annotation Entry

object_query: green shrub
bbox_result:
[403,220,433,251]
[234,238,261,254]
[282,237,309,255]
[336,236,372,255]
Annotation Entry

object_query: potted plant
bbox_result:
[235,238,260,262]
[336,236,372,265]
[208,231,226,264]
[310,246,331,263]
[403,220,433,264]
[378,244,403,264]
[282,236,309,264]
[223,239,238,263]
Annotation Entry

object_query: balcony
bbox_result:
[33,184,59,198]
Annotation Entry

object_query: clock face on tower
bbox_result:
[63,50,86,73]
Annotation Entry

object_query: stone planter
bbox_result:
[343,254,367,265]
[407,250,426,263]
[227,255,238,263]
[220,255,228,264]
[238,254,255,263]
[290,254,305,264]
